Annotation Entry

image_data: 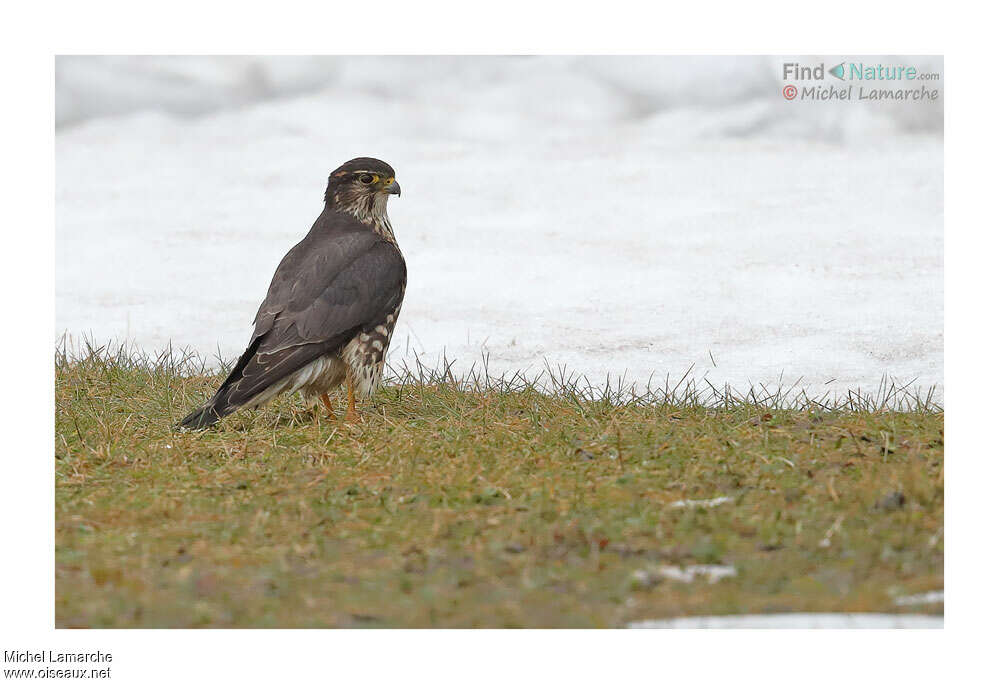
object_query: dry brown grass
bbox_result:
[55,344,943,627]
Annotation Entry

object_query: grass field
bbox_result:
[54,346,944,628]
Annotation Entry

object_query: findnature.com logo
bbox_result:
[781,60,941,102]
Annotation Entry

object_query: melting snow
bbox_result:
[669,496,733,509]
[894,590,944,607]
[633,565,737,586]
[629,613,943,628]
[55,57,943,402]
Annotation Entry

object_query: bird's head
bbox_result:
[324,157,401,223]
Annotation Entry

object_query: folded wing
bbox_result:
[178,229,406,429]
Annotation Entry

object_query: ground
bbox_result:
[55,349,943,628]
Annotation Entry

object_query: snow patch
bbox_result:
[632,565,737,586]
[669,496,733,509]
[894,590,944,607]
[55,57,943,400]
[629,613,943,629]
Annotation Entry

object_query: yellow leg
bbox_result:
[319,392,336,420]
[344,377,361,423]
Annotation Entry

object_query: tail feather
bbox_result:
[176,399,233,430]
[175,337,265,431]
[174,336,335,431]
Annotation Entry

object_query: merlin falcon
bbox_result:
[178,157,407,429]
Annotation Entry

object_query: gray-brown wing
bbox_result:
[252,229,382,343]
[178,236,406,428]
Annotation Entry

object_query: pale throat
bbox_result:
[333,190,396,241]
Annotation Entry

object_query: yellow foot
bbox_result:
[344,378,361,424]
[319,393,338,421]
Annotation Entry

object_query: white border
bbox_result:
[4,1,993,682]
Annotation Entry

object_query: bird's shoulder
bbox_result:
[253,211,404,340]
[286,213,380,268]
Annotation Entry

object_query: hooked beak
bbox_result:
[386,180,401,196]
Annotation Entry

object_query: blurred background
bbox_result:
[55,56,943,398]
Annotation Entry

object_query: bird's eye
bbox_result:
[359,174,376,184]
